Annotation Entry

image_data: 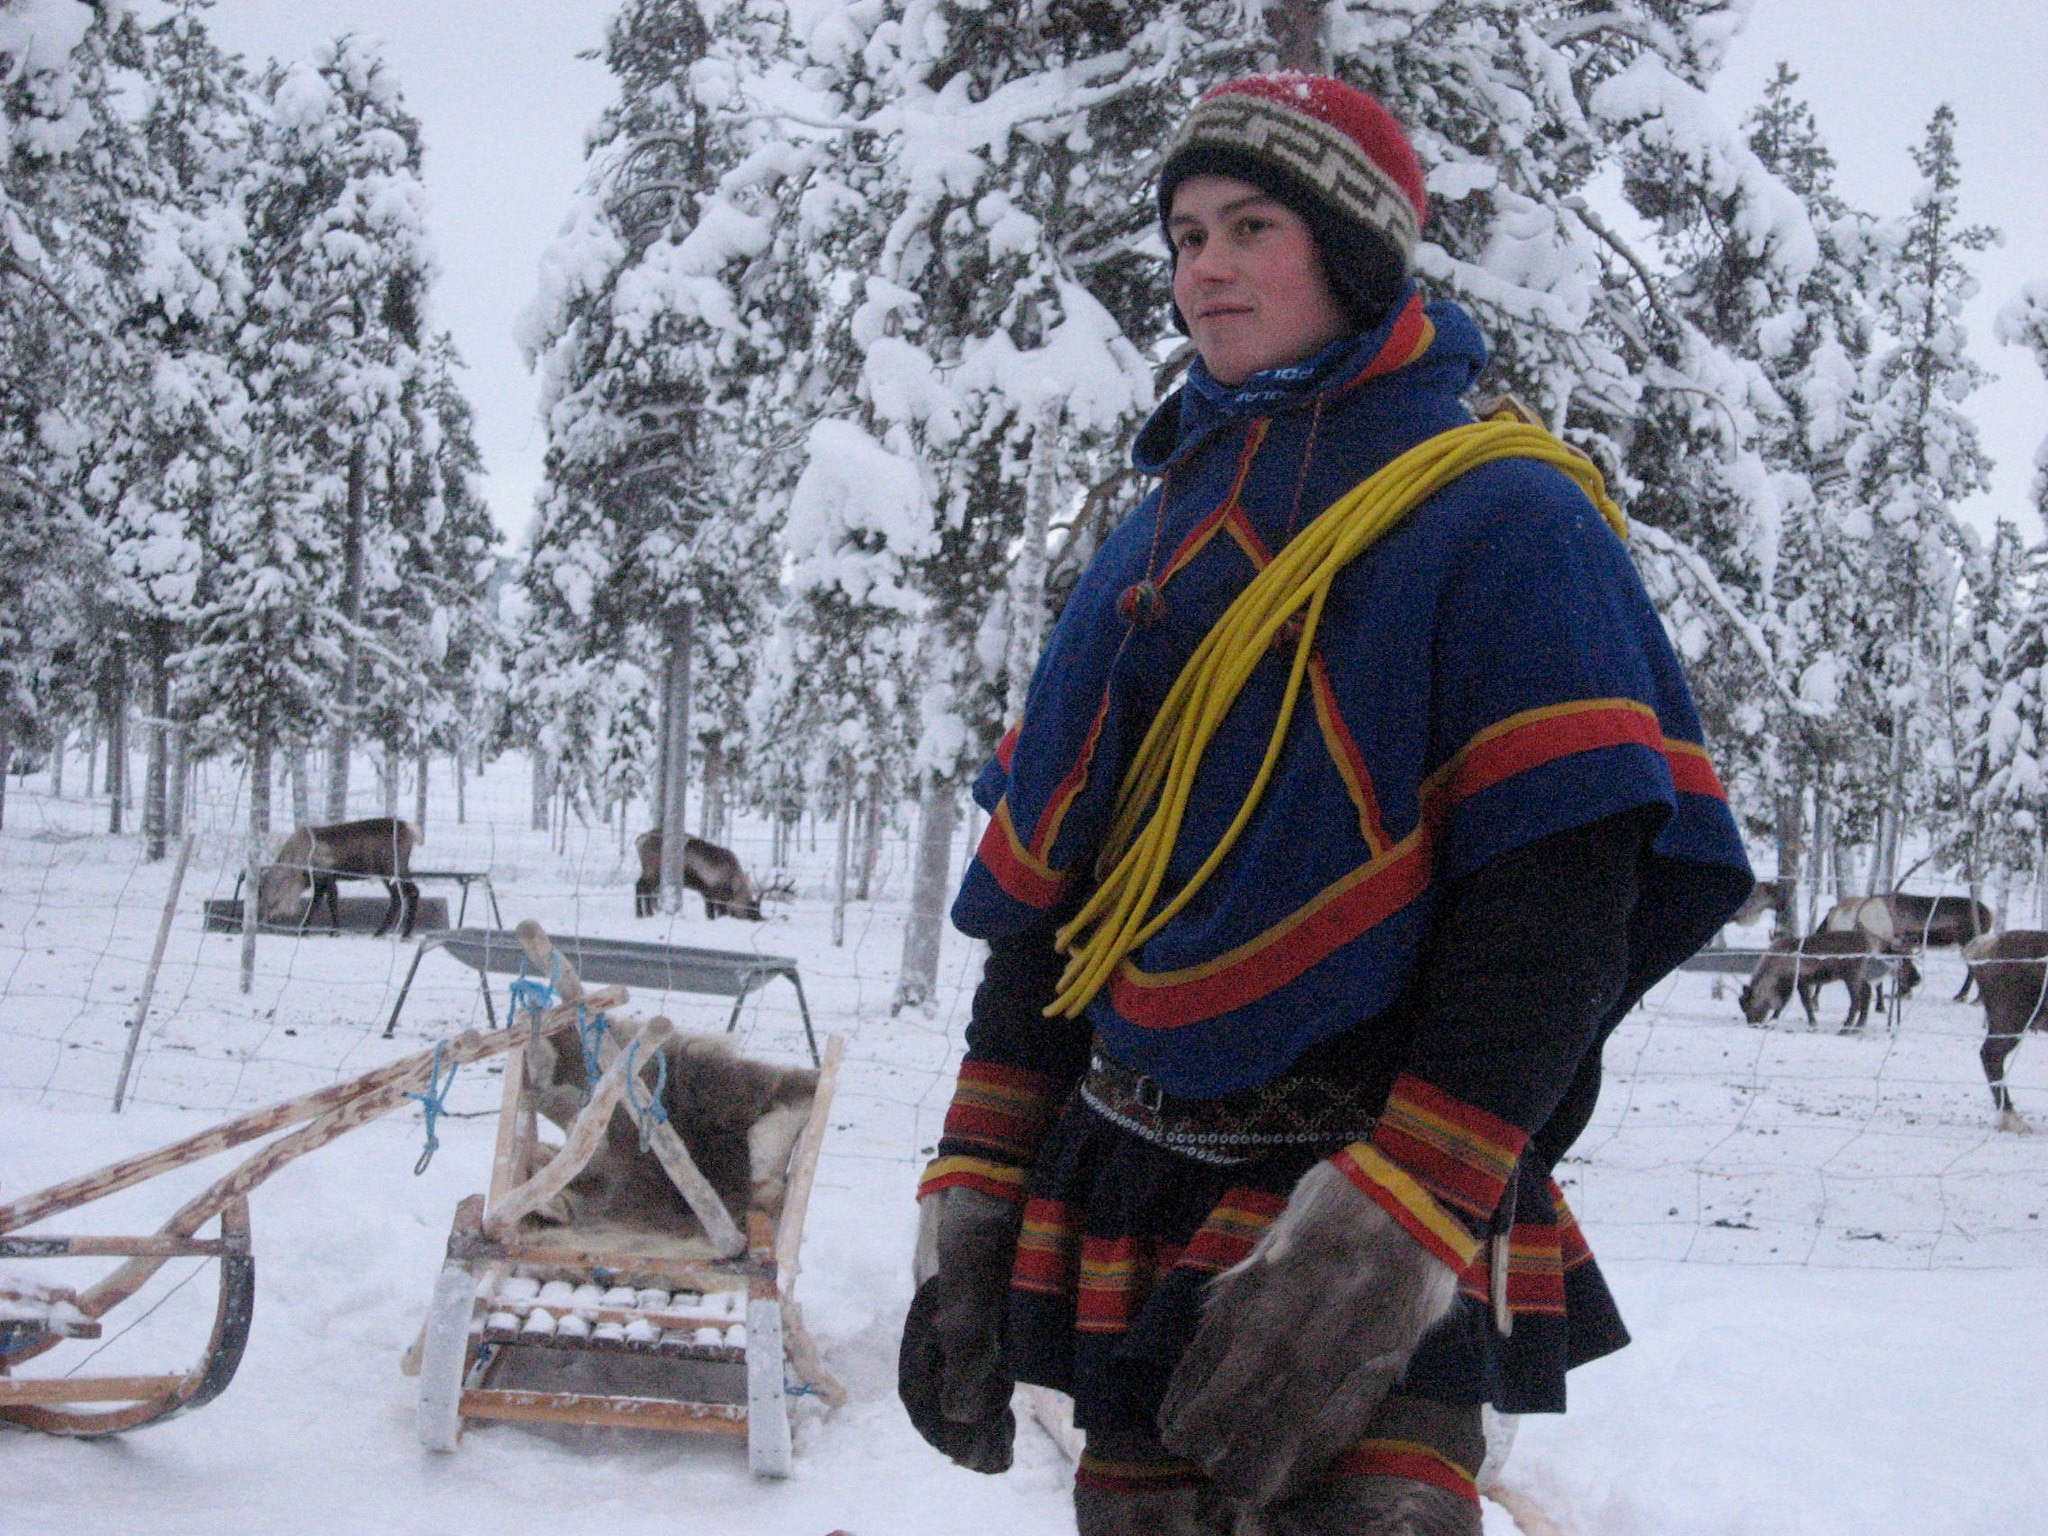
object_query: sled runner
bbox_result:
[0,1007,543,1435]
[407,921,844,1476]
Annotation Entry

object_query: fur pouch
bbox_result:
[1157,1161,1457,1505]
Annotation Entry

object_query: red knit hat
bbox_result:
[1158,74,1429,325]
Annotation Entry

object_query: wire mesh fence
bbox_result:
[3,753,2044,1272]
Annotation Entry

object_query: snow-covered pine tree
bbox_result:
[1728,67,1891,912]
[518,0,794,880]
[1849,103,1995,891]
[1997,280,2048,530]
[0,1,139,826]
[231,36,434,822]
[176,32,434,916]
[763,1,1230,1003]
[355,333,498,833]
[1944,519,2030,909]
[106,1,260,854]
[1988,280,2048,915]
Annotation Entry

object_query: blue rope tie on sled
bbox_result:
[407,1040,458,1176]
[623,1035,669,1151]
[577,1003,611,1093]
[507,952,560,1026]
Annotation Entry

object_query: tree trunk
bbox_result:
[856,769,882,901]
[1265,0,1328,71]
[1003,399,1061,723]
[144,623,172,861]
[380,749,400,819]
[241,733,271,996]
[289,747,310,828]
[658,604,694,914]
[455,743,467,826]
[168,726,189,841]
[893,773,959,1013]
[414,744,430,832]
[832,759,853,948]
[84,712,98,805]
[1773,779,1804,942]
[50,724,63,798]
[105,640,129,834]
[701,732,724,843]
[325,441,369,821]
[531,749,551,832]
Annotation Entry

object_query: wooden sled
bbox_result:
[409,922,845,1477]
[0,1008,554,1435]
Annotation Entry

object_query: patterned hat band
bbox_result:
[1164,92,1422,264]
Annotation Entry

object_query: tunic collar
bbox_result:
[1133,280,1450,473]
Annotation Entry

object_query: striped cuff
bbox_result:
[939,1060,1063,1164]
[1330,1076,1527,1271]
[1327,1437,1479,1506]
[1369,1075,1528,1223]
[917,1155,1030,1204]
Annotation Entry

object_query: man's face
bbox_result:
[1168,174,1353,386]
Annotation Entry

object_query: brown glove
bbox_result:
[897,1184,1022,1474]
[1157,1160,1458,1505]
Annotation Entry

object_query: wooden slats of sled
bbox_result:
[414,921,844,1477]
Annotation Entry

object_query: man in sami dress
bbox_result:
[899,73,1752,1536]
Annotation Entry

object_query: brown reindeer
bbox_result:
[257,817,421,938]
[1968,930,2048,1132]
[1822,893,1995,1000]
[1731,876,1797,932]
[633,830,763,920]
[1739,930,1896,1033]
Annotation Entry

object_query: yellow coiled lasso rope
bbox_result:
[1046,416,1627,1019]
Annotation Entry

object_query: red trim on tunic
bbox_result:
[1160,419,1271,587]
[1551,1179,1595,1269]
[1457,1221,1569,1315]
[995,723,1019,771]
[1076,1234,1155,1333]
[1328,293,1434,397]
[1328,1141,1481,1272]
[1663,735,1727,798]
[1424,699,1666,820]
[975,799,1068,908]
[1106,832,1433,1028]
[1311,652,1393,855]
[1225,503,1274,569]
[1031,692,1112,861]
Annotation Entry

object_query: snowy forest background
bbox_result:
[7,0,2048,948]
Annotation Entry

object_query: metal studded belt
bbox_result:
[1078,1049,1380,1166]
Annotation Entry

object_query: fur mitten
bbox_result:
[898,1184,1022,1473]
[1157,1161,1458,1505]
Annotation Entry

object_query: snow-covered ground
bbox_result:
[4,761,2046,1535]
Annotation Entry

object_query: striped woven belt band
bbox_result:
[1079,1049,1379,1165]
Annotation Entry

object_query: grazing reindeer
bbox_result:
[1968,930,2048,1132]
[633,830,764,920]
[1731,876,1797,933]
[1740,930,1891,1033]
[1822,893,1995,1000]
[257,817,421,938]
